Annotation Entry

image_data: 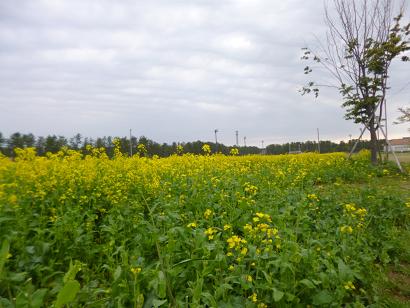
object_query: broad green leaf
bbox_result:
[157,271,167,298]
[55,280,80,308]
[299,278,315,289]
[135,293,144,308]
[192,277,203,303]
[272,288,284,302]
[261,270,272,284]
[15,292,29,308]
[9,272,26,282]
[337,259,351,280]
[31,289,48,308]
[312,290,333,305]
[286,293,296,302]
[0,297,13,308]
[0,240,10,277]
[152,298,167,307]
[63,260,82,283]
[114,265,122,281]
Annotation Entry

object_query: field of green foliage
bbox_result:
[0,147,409,307]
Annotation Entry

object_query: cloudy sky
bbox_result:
[0,0,409,146]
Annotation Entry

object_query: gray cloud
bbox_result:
[0,0,408,146]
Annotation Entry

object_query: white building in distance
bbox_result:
[385,137,410,152]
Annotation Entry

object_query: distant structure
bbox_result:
[289,143,302,154]
[235,130,239,147]
[260,140,266,154]
[384,137,410,153]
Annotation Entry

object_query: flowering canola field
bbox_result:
[0,148,409,307]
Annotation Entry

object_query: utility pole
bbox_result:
[384,100,389,160]
[243,136,247,147]
[261,140,264,149]
[129,128,133,157]
[317,128,320,153]
[235,130,239,147]
[214,129,218,145]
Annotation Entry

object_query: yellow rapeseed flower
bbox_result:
[204,227,217,240]
[202,144,211,154]
[344,203,357,212]
[204,209,213,219]
[187,222,197,228]
[340,225,353,233]
[344,281,356,290]
[131,267,142,275]
[248,292,257,302]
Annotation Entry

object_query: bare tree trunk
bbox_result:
[369,118,378,165]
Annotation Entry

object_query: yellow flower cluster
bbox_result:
[131,267,142,275]
[307,193,320,202]
[244,212,280,252]
[227,235,247,250]
[253,212,272,223]
[205,227,217,240]
[230,148,239,155]
[248,292,257,302]
[344,281,356,290]
[243,182,258,196]
[204,209,213,219]
[247,293,267,307]
[187,222,197,228]
[202,144,211,154]
[343,203,367,228]
[340,225,353,234]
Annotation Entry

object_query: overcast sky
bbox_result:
[0,0,409,146]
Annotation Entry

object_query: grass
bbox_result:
[367,173,410,306]
[384,152,410,164]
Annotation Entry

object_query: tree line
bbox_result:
[0,131,380,158]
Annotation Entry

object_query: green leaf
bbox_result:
[261,270,272,284]
[15,292,29,308]
[135,293,144,308]
[312,290,333,305]
[63,260,82,283]
[286,293,296,302]
[157,271,166,298]
[31,289,48,308]
[0,240,10,277]
[9,272,26,282]
[0,297,13,308]
[152,298,167,307]
[272,288,284,302]
[192,277,203,303]
[299,279,315,289]
[114,265,122,281]
[337,259,352,280]
[54,280,80,308]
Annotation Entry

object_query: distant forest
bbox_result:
[0,132,377,158]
